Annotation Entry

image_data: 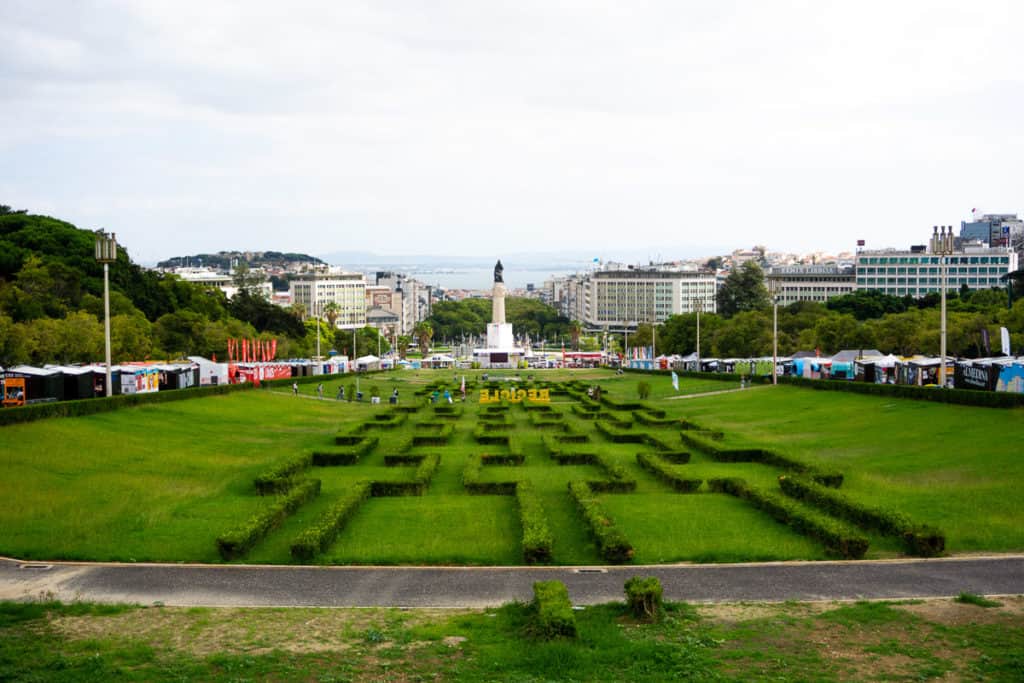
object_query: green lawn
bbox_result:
[2,369,1023,565]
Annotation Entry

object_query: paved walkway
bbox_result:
[665,385,769,400]
[3,555,1022,608]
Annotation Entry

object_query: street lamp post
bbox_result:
[931,225,955,387]
[766,277,780,385]
[692,298,702,373]
[94,231,117,397]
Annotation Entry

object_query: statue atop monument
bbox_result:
[493,259,504,283]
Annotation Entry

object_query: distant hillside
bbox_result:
[157,251,325,270]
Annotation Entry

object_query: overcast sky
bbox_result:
[2,1,1022,265]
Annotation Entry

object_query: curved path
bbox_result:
[2,555,1022,608]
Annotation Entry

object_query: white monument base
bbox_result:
[487,323,514,349]
[473,347,524,369]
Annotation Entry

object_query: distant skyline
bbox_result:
[3,1,1022,264]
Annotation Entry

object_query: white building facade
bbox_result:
[289,270,367,329]
[855,246,1017,298]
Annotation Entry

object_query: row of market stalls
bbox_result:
[0,356,365,406]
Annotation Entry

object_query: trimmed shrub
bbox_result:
[651,451,691,464]
[517,481,553,564]
[568,481,634,564]
[312,437,378,466]
[588,454,637,492]
[462,454,518,494]
[216,479,321,560]
[636,453,702,493]
[632,411,678,427]
[371,453,440,496]
[412,424,455,446]
[595,420,646,444]
[482,453,525,465]
[624,576,663,621]
[253,453,313,495]
[707,478,868,559]
[0,382,254,427]
[599,394,644,411]
[778,475,944,556]
[383,454,426,466]
[679,431,843,486]
[531,581,577,639]
[289,481,371,561]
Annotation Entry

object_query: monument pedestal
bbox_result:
[472,272,524,369]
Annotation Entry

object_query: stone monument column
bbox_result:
[492,282,506,325]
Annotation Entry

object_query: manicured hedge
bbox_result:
[0,382,254,427]
[650,450,691,464]
[253,453,313,495]
[216,478,321,560]
[707,478,868,559]
[598,395,644,411]
[371,453,440,496]
[624,576,663,621]
[570,405,601,420]
[636,453,703,493]
[463,454,518,494]
[312,436,378,466]
[531,581,577,638]
[586,454,637,493]
[412,423,455,446]
[680,431,844,487]
[568,481,634,564]
[517,481,553,564]
[482,453,525,465]
[778,475,945,556]
[354,413,408,431]
[289,481,371,561]
[383,454,427,466]
[595,420,646,444]
[632,411,678,427]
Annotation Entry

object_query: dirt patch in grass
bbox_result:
[895,595,1024,626]
[51,606,472,657]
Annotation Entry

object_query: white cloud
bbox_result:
[2,0,1022,263]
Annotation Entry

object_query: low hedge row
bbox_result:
[289,481,371,561]
[463,454,518,494]
[594,420,646,444]
[523,404,554,413]
[479,413,509,423]
[679,431,844,487]
[383,454,427,466]
[778,475,945,556]
[312,436,378,466]
[570,405,601,420]
[216,478,321,560]
[779,375,1024,409]
[598,395,644,411]
[371,453,440,496]
[253,453,313,495]
[643,434,674,452]
[653,451,691,464]
[708,478,868,559]
[517,481,554,564]
[588,454,637,492]
[531,581,577,639]
[631,411,678,427]
[679,420,724,439]
[393,405,420,414]
[0,382,253,427]
[354,413,408,431]
[412,424,455,446]
[636,453,703,493]
[477,420,512,433]
[482,453,525,465]
[568,481,634,564]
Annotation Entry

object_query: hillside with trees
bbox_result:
[156,251,324,270]
[0,207,350,366]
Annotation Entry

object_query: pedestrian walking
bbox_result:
[336,386,345,400]
[292,382,298,396]
[317,383,324,400]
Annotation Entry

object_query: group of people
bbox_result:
[289,382,399,404]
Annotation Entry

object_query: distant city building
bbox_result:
[289,269,367,329]
[766,265,856,305]
[960,213,1023,251]
[855,245,1017,298]
[171,267,273,300]
[372,271,430,335]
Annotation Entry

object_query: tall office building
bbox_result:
[855,245,1017,298]
[289,269,367,329]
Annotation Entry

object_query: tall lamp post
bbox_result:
[767,278,779,385]
[691,298,703,373]
[931,225,955,387]
[94,231,117,397]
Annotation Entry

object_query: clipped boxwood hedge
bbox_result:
[0,382,253,427]
[531,581,577,638]
[253,453,313,495]
[708,478,868,559]
[290,481,371,561]
[216,478,321,560]
[370,453,440,496]
[778,475,944,556]
[636,453,702,493]
[312,436,379,466]
[594,420,647,444]
[516,481,553,564]
[568,481,634,564]
[680,431,843,487]
[462,454,518,494]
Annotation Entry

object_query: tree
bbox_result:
[231,261,263,296]
[414,321,433,355]
[568,321,582,351]
[716,262,770,317]
[827,290,907,320]
[396,334,412,359]
[322,301,341,329]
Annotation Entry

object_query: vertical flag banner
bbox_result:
[271,339,277,359]
[981,328,991,356]
[1001,327,1011,356]
[671,371,679,392]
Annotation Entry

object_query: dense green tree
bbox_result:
[827,290,907,320]
[716,262,770,317]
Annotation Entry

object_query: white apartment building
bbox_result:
[766,265,856,305]
[172,267,273,300]
[581,266,717,330]
[289,269,367,329]
[855,246,1017,298]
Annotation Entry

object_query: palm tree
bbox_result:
[323,301,341,329]
[288,302,306,321]
[414,321,433,356]
[569,320,582,351]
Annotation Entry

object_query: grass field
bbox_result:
[1,369,1023,565]
[2,597,1021,681]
